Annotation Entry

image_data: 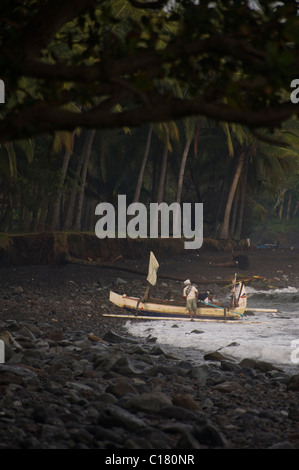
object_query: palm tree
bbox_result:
[219,147,247,239]
[0,139,34,231]
[73,128,96,230]
[176,116,198,205]
[50,131,76,231]
[219,119,299,240]
[132,123,153,204]
[217,123,250,239]
[156,121,179,204]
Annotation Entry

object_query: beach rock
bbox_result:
[150,344,170,355]
[0,310,298,450]
[239,358,282,372]
[146,364,188,377]
[0,330,22,350]
[122,391,172,413]
[13,286,24,295]
[288,405,299,421]
[213,381,243,394]
[269,441,296,449]
[194,422,228,447]
[145,335,157,343]
[106,378,138,398]
[115,277,128,285]
[123,437,154,449]
[266,370,290,385]
[159,405,200,421]
[175,431,202,449]
[138,428,173,449]
[221,360,241,373]
[287,374,299,391]
[172,393,201,410]
[109,356,144,376]
[204,351,229,362]
[190,365,209,384]
[99,404,146,431]
[103,330,137,344]
[0,364,40,382]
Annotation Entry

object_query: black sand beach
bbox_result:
[0,246,298,449]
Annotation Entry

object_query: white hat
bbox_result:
[184,279,191,285]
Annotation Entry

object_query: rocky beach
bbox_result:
[0,247,299,450]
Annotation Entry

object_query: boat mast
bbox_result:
[232,261,238,307]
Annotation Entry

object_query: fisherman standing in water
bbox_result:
[183,279,199,320]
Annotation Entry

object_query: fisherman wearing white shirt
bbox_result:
[183,279,198,321]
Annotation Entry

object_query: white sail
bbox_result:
[146,251,159,286]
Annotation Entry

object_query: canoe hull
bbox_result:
[109,291,245,320]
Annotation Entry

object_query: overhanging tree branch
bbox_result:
[18,34,270,83]
[128,0,169,8]
[5,0,99,60]
[0,96,297,142]
[1,0,299,143]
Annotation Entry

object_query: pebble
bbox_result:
[0,319,298,449]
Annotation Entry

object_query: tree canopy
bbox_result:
[1,0,299,143]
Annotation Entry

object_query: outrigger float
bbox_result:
[105,252,251,322]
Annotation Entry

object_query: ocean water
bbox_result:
[125,286,299,374]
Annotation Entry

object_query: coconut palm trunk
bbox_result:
[219,150,245,240]
[176,136,192,204]
[157,127,170,204]
[133,123,153,203]
[73,129,96,230]
[234,152,249,240]
[50,147,72,231]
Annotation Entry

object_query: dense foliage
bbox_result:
[1,0,299,241]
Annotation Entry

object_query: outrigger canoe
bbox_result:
[104,251,249,322]
[107,283,247,321]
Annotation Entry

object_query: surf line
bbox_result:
[95,195,203,249]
